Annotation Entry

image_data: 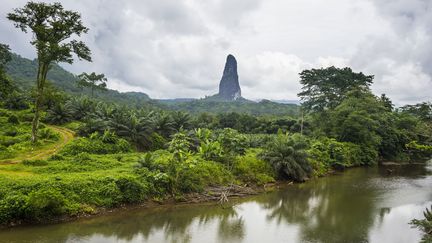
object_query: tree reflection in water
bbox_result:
[256,168,378,243]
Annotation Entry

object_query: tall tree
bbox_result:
[0,43,14,99]
[298,66,374,113]
[0,43,11,69]
[7,2,91,142]
[77,72,107,97]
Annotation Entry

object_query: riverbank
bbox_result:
[1,181,288,228]
[1,163,430,243]
[0,147,279,228]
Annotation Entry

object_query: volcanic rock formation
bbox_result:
[217,54,241,100]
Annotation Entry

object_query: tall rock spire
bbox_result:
[218,54,241,100]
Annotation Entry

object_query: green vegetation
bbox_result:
[163,99,299,116]
[76,72,107,97]
[0,1,431,228]
[410,205,432,243]
[0,109,60,160]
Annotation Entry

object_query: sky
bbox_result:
[1,0,431,105]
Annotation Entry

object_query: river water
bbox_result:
[1,162,431,243]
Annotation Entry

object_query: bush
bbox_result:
[2,91,29,110]
[7,115,19,124]
[61,132,131,156]
[176,158,232,192]
[0,194,29,224]
[307,137,377,174]
[3,127,18,137]
[26,188,69,220]
[233,149,275,185]
[217,128,248,155]
[115,176,148,203]
[22,159,48,166]
[38,128,60,140]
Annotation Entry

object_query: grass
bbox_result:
[0,109,276,225]
[0,125,75,164]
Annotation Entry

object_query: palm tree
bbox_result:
[171,111,192,131]
[154,112,175,138]
[410,205,432,243]
[260,134,312,182]
[65,96,95,120]
[110,111,155,150]
[45,103,71,124]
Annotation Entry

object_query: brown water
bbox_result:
[1,162,431,243]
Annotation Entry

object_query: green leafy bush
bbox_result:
[233,149,275,185]
[7,115,19,124]
[38,128,60,140]
[22,159,48,166]
[61,132,131,155]
[410,205,432,243]
[26,188,69,219]
[115,176,148,203]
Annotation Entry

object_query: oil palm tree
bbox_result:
[260,134,312,182]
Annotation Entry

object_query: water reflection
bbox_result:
[0,163,431,243]
[257,169,378,243]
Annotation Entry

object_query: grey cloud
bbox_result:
[348,0,432,104]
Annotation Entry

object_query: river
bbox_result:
[1,162,431,243]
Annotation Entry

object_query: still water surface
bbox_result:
[1,163,431,243]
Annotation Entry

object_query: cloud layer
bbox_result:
[1,0,431,105]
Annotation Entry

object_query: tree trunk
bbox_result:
[31,62,48,143]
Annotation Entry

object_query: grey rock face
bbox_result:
[218,54,241,100]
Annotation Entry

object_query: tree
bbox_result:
[298,66,374,113]
[8,2,91,142]
[0,43,11,70]
[172,111,192,131]
[401,102,432,122]
[45,103,71,124]
[410,205,432,243]
[154,112,175,138]
[380,93,394,112]
[260,134,312,182]
[77,72,107,97]
[0,43,14,99]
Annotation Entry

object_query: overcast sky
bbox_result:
[1,0,431,105]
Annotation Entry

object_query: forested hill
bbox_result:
[161,98,299,116]
[5,53,299,116]
[5,53,152,107]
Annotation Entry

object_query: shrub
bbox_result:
[115,176,148,203]
[217,128,248,155]
[22,159,48,166]
[7,115,19,124]
[61,132,131,156]
[48,154,64,161]
[2,92,29,110]
[148,133,166,151]
[3,127,18,137]
[233,149,275,185]
[307,137,375,174]
[135,153,156,170]
[38,128,60,140]
[260,134,312,182]
[0,194,29,224]
[176,158,232,192]
[26,188,69,220]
